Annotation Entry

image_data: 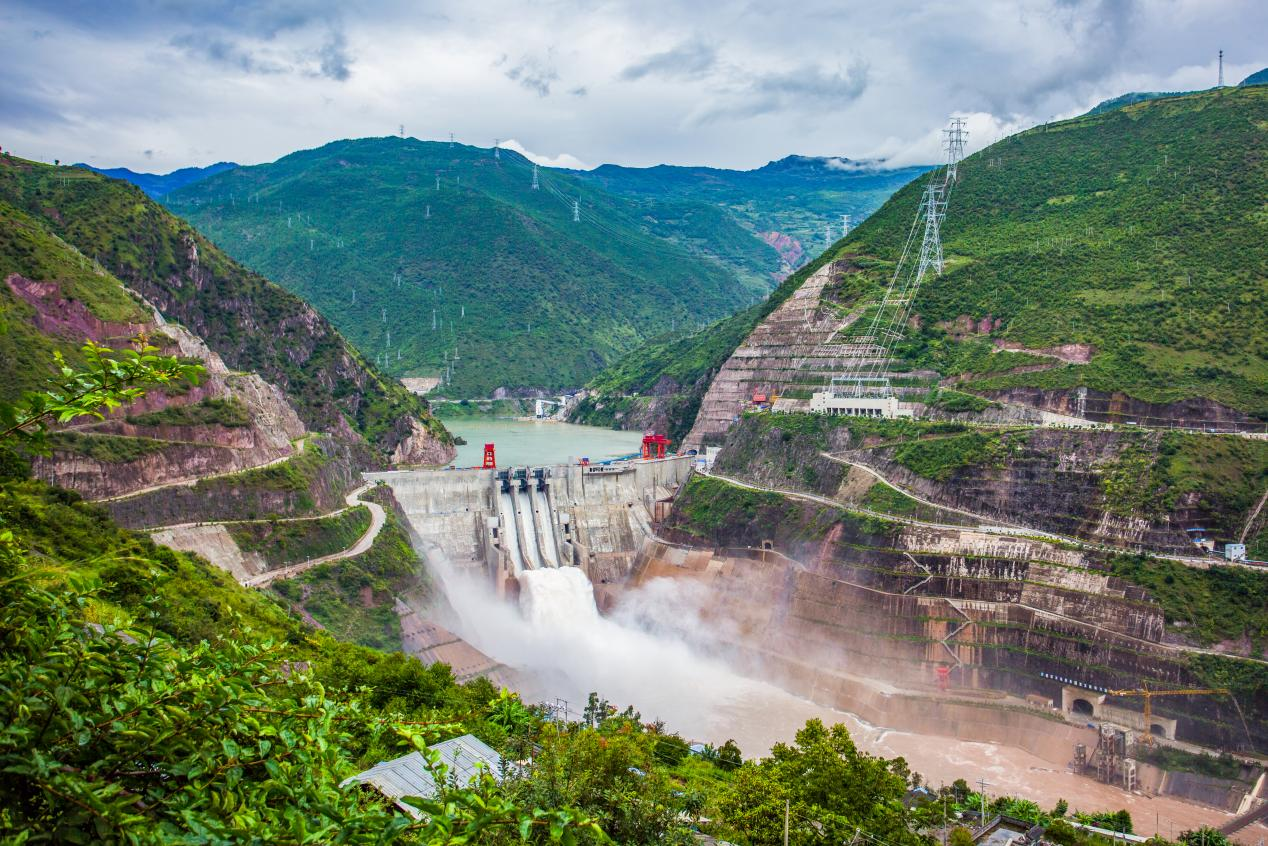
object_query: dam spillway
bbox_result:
[367,454,692,593]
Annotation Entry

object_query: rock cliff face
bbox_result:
[13,271,310,502]
[388,416,457,466]
[106,436,356,529]
[714,415,1268,555]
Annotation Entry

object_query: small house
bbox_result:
[341,733,502,818]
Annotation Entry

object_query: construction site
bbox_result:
[363,119,1268,842]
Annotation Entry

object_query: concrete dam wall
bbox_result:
[369,455,693,593]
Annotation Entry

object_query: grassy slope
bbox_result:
[271,494,425,652]
[0,193,151,398]
[227,505,372,567]
[0,155,448,459]
[850,87,1268,416]
[167,138,757,396]
[583,86,1268,440]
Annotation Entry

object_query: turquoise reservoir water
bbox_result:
[444,420,645,468]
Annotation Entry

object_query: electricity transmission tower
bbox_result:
[1218,50,1224,86]
[842,214,851,237]
[493,138,500,159]
[531,163,539,190]
[833,117,968,396]
[573,198,580,222]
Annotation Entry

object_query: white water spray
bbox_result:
[412,538,844,748]
[518,568,598,628]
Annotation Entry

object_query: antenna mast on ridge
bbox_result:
[1218,49,1224,86]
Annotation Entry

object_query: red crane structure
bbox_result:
[481,443,497,469]
[641,434,670,460]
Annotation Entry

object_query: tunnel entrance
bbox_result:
[1150,723,1167,737]
[1072,698,1095,716]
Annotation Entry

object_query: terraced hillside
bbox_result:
[713,412,1268,560]
[0,155,451,474]
[166,138,764,395]
[654,474,1268,755]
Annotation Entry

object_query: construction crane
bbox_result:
[1104,686,1230,746]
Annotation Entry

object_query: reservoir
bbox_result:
[444,419,645,467]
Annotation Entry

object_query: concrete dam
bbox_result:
[368,455,693,597]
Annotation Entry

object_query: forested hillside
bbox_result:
[167,138,764,395]
[581,86,1268,437]
[854,85,1268,420]
[0,155,449,465]
[575,155,929,271]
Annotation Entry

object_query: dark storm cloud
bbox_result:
[503,53,559,97]
[620,39,717,80]
[315,31,353,81]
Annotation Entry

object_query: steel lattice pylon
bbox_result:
[831,118,968,398]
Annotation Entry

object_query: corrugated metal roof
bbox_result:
[341,733,503,817]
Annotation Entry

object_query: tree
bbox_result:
[0,340,203,454]
[716,739,743,771]
[949,827,976,846]
[0,343,604,844]
[1053,798,1069,818]
[1179,828,1232,846]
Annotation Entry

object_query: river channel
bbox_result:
[444,419,645,468]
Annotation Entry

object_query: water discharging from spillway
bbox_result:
[409,542,1237,836]
[416,540,826,746]
[519,568,598,628]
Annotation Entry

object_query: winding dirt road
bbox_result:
[241,482,385,587]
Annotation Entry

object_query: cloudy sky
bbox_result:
[3,0,1264,172]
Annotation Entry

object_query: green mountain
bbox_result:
[1240,67,1268,86]
[166,138,765,396]
[573,156,930,271]
[75,161,238,198]
[0,155,450,472]
[851,85,1268,420]
[1085,90,1194,114]
[580,85,1268,438]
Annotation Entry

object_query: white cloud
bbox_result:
[3,0,1265,172]
[500,139,591,170]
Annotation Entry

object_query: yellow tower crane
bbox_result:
[1104,686,1230,746]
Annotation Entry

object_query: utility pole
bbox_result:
[783,799,790,846]
[531,163,539,190]
[976,778,991,823]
